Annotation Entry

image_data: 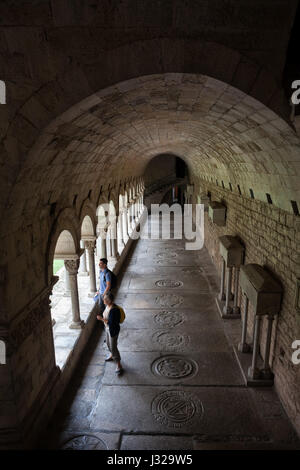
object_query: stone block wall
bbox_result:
[0,178,143,447]
[192,175,300,435]
[0,289,58,447]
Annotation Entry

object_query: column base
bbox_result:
[63,292,71,298]
[260,368,274,381]
[232,306,241,316]
[238,341,251,353]
[79,272,89,277]
[215,297,240,319]
[248,365,262,381]
[69,320,85,329]
[247,366,274,386]
[233,346,274,387]
[223,304,233,315]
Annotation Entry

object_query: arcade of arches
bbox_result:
[0,0,300,450]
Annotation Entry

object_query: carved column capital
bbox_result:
[64,259,80,275]
[84,240,96,252]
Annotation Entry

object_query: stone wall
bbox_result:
[191,175,300,435]
[0,177,143,448]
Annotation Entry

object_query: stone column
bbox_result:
[131,199,136,229]
[129,202,133,229]
[134,199,138,222]
[64,259,84,329]
[218,259,226,301]
[248,315,262,380]
[85,240,97,297]
[118,212,125,250]
[238,294,251,353]
[63,267,71,297]
[95,236,101,265]
[127,204,132,235]
[106,227,112,259]
[99,228,108,259]
[223,266,233,315]
[122,208,129,243]
[109,221,119,262]
[232,267,240,315]
[261,315,275,380]
[79,240,88,276]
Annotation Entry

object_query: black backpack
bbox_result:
[104,269,117,290]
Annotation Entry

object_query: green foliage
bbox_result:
[53,259,64,274]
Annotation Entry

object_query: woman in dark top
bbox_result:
[97,291,123,374]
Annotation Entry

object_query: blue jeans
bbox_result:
[99,293,105,314]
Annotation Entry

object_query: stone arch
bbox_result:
[118,183,127,198]
[96,192,109,210]
[46,209,80,285]
[80,215,95,238]
[119,193,126,211]
[55,230,76,256]
[108,189,119,215]
[96,207,108,232]
[16,40,291,159]
[79,200,97,238]
[108,200,117,222]
[128,184,136,202]
[1,37,297,232]
[124,190,129,209]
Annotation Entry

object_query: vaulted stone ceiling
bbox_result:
[0,0,299,235]
[4,73,300,236]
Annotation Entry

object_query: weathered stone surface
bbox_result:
[102,351,244,386]
[90,385,268,436]
[33,213,300,450]
[121,435,194,450]
[1,1,300,448]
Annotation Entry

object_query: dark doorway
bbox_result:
[176,157,186,178]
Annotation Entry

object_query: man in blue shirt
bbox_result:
[96,258,112,314]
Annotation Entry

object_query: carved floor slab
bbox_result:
[40,216,300,450]
[121,308,222,329]
[101,352,244,386]
[90,386,269,436]
[117,292,217,310]
[117,327,231,353]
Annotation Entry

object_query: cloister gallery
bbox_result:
[0,0,300,450]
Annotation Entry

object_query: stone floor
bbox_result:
[39,218,300,450]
